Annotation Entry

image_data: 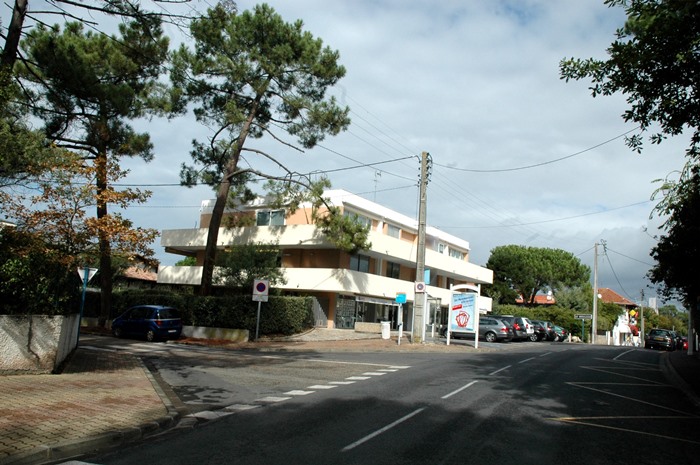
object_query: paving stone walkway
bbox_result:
[0,348,170,464]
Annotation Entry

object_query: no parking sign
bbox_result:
[253,279,269,302]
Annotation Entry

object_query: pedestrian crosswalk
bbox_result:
[184,365,411,423]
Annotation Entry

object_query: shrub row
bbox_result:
[90,289,316,336]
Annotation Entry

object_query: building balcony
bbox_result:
[160,226,492,284]
[156,266,492,313]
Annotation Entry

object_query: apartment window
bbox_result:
[350,254,370,273]
[344,212,372,229]
[449,248,465,260]
[386,261,400,279]
[256,209,285,226]
[387,224,400,238]
[438,243,446,254]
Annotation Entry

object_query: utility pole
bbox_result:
[591,241,599,344]
[640,289,645,347]
[412,151,430,343]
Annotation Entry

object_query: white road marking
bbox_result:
[442,380,479,399]
[489,365,511,376]
[255,396,292,403]
[342,408,426,452]
[224,404,260,411]
[307,385,338,389]
[284,390,315,396]
[188,410,235,420]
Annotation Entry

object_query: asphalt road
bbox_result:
[83,338,700,465]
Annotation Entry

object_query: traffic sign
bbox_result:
[253,279,269,302]
[575,313,592,320]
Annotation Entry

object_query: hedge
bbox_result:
[102,290,315,336]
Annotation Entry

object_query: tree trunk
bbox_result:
[1,0,27,71]
[95,150,112,327]
[198,94,265,296]
[199,177,231,296]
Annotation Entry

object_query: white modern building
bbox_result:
[157,189,493,331]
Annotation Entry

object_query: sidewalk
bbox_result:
[1,333,699,465]
[0,347,179,465]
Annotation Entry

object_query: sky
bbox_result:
[6,1,692,309]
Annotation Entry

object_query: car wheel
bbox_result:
[484,332,497,343]
[146,330,156,342]
[552,335,559,342]
[113,327,123,338]
[528,334,538,342]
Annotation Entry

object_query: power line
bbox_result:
[439,200,653,229]
[434,127,640,173]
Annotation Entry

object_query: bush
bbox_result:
[106,289,315,336]
[0,229,80,316]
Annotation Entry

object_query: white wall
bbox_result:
[0,314,79,373]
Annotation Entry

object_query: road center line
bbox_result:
[489,365,511,376]
[518,357,536,364]
[341,407,426,452]
[442,380,478,399]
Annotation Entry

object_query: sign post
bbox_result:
[575,313,592,343]
[76,266,98,345]
[252,279,269,340]
[396,292,406,345]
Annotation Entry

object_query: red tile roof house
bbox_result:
[515,293,556,306]
[597,288,640,346]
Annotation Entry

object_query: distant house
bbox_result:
[114,264,158,290]
[515,292,556,306]
[598,288,637,310]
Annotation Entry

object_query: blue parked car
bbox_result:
[112,305,182,342]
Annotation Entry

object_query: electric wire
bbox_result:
[434,127,641,173]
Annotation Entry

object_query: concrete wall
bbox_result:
[182,325,249,342]
[0,314,80,374]
[354,322,382,334]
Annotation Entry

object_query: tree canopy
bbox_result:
[648,171,700,306]
[560,0,700,161]
[14,16,171,324]
[560,0,700,340]
[173,3,367,295]
[486,245,591,305]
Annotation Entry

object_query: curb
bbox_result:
[0,417,177,465]
[662,352,700,410]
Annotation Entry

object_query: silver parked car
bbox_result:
[443,316,514,342]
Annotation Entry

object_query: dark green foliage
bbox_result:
[0,228,80,315]
[215,242,287,289]
[486,245,590,305]
[174,256,197,266]
[560,0,700,159]
[104,289,315,336]
[649,172,700,306]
